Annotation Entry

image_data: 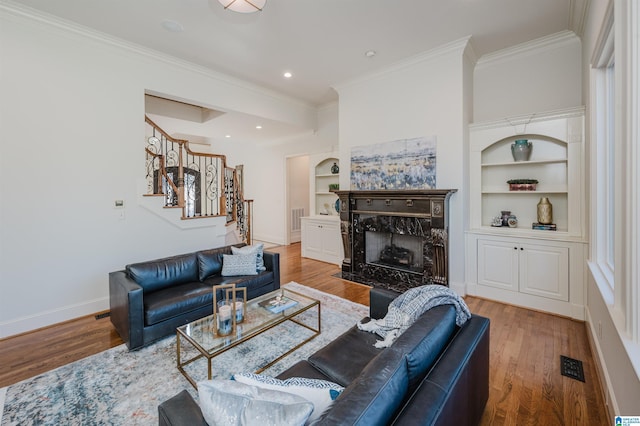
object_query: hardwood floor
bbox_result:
[0,243,608,425]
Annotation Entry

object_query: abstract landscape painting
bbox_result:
[350,136,437,190]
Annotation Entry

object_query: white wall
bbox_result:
[0,6,318,337]
[474,31,582,123]
[335,39,472,292]
[208,103,338,245]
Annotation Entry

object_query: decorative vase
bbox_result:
[507,215,518,228]
[501,210,511,227]
[330,162,339,174]
[537,197,553,224]
[511,139,532,162]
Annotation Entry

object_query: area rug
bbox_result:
[0,282,368,426]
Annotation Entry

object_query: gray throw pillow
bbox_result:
[231,243,266,272]
[221,253,259,276]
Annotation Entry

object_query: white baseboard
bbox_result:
[584,308,618,420]
[0,297,109,339]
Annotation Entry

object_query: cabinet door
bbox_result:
[320,222,342,258]
[519,243,569,301]
[477,239,519,291]
[302,221,323,256]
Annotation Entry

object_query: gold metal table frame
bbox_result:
[176,288,321,388]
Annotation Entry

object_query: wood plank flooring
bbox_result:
[0,243,608,425]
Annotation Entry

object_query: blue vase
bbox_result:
[511,139,532,162]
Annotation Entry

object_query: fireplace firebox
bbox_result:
[335,190,456,293]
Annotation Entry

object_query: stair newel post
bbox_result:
[177,141,185,214]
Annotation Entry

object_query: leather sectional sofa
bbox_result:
[157,286,490,425]
[109,243,280,350]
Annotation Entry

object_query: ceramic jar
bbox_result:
[537,197,553,224]
[330,162,339,174]
[507,215,518,228]
[511,139,532,162]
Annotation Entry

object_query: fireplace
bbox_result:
[335,190,456,293]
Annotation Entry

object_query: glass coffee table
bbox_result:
[176,288,321,388]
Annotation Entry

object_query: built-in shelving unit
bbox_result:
[301,153,344,265]
[465,107,587,320]
[313,157,339,215]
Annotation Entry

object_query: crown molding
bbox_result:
[0,0,316,112]
[334,36,473,94]
[476,30,580,69]
[469,106,585,131]
[569,0,590,37]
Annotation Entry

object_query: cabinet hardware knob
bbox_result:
[520,247,524,250]
[406,199,414,207]
[385,199,391,206]
[366,199,372,206]
[514,247,518,250]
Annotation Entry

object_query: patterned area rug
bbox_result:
[0,282,368,426]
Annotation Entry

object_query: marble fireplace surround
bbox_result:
[335,190,456,293]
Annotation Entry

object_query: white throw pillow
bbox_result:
[221,253,258,276]
[198,380,313,426]
[233,373,344,423]
[231,243,266,272]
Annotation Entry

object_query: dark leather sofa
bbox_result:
[157,286,490,425]
[109,243,280,350]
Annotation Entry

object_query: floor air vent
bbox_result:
[95,312,111,320]
[560,355,585,382]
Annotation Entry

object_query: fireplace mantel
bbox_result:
[335,189,457,292]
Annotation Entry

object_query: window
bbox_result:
[592,9,616,288]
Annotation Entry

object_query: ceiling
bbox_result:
[12,0,585,142]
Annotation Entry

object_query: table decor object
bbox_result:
[511,139,532,161]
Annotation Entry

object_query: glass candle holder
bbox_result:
[216,301,233,336]
[235,297,245,323]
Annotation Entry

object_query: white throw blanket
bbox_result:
[357,285,471,348]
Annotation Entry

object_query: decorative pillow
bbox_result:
[233,373,344,423]
[221,253,258,276]
[198,380,313,426]
[231,243,266,272]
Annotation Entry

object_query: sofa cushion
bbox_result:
[144,282,213,326]
[126,253,199,293]
[391,304,457,391]
[231,243,266,272]
[307,321,383,386]
[198,380,313,426]
[222,253,259,276]
[205,271,275,299]
[232,373,343,423]
[196,247,233,281]
[315,347,409,426]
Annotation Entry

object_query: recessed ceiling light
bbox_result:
[365,50,376,58]
[256,125,262,129]
[283,71,293,79]
[161,20,184,33]
[225,134,231,138]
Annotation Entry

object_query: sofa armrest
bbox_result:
[391,315,490,426]
[109,270,144,350]
[158,390,208,426]
[263,251,280,289]
[369,287,400,319]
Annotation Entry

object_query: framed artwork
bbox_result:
[350,136,437,190]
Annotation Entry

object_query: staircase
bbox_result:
[144,116,252,243]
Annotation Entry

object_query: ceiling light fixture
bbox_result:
[218,0,266,13]
[365,50,377,58]
[256,125,262,129]
[283,71,293,79]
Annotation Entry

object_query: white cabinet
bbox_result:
[477,238,568,301]
[466,107,587,319]
[301,216,343,265]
